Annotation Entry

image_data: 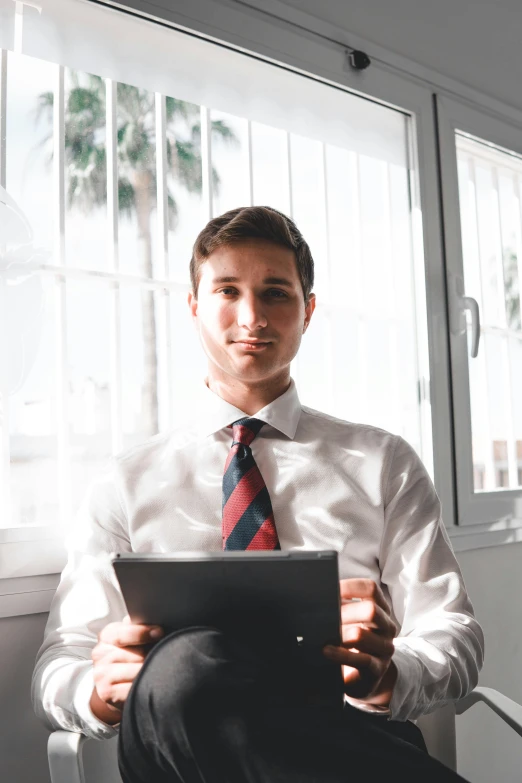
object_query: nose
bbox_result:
[236,293,268,331]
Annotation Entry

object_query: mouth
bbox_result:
[234,341,271,351]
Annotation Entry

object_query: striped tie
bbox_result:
[222,417,280,551]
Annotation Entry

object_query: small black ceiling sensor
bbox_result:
[349,50,371,70]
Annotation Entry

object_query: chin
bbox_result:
[226,360,277,379]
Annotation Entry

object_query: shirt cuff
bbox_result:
[388,644,424,722]
[344,695,391,715]
[73,666,120,740]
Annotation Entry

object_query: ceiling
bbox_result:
[273,0,522,112]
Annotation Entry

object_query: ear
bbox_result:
[303,293,316,333]
[188,290,198,323]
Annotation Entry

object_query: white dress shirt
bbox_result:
[32,378,484,740]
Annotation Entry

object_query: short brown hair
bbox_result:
[189,206,314,302]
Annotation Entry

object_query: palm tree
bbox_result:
[502,247,521,331]
[35,71,237,436]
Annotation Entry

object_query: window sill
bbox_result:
[448,517,522,552]
[1,520,522,619]
[0,532,66,580]
[0,574,60,618]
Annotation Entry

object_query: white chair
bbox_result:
[47,686,522,782]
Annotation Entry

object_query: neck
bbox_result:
[206,374,291,416]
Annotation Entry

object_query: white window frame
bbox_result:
[436,94,522,533]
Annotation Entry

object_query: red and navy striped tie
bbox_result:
[222,417,280,551]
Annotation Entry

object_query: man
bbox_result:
[33,206,484,782]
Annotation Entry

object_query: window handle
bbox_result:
[449,273,481,358]
[462,295,480,358]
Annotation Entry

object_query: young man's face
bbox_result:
[188,239,316,390]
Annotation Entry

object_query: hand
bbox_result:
[90,616,164,722]
[323,578,397,705]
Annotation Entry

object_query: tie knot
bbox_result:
[230,417,265,447]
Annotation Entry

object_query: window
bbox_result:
[456,134,522,493]
[437,95,522,527]
[0,0,438,580]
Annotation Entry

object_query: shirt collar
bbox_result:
[195,377,302,441]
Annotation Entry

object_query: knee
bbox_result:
[131,626,259,719]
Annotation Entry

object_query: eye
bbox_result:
[217,288,288,298]
[218,288,237,295]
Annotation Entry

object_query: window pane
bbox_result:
[325,146,360,312]
[5,52,57,528]
[169,292,207,428]
[166,97,203,286]
[509,337,522,487]
[9,279,58,527]
[320,144,421,452]
[210,110,249,215]
[251,123,290,213]
[474,163,505,327]
[297,307,332,412]
[485,333,511,490]
[290,134,329,298]
[117,82,157,278]
[120,286,148,447]
[120,285,163,445]
[499,171,522,332]
[64,68,107,271]
[67,280,112,513]
[457,133,522,491]
[6,52,54,252]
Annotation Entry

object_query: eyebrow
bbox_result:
[212,276,294,287]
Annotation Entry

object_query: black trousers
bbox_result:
[118,627,470,783]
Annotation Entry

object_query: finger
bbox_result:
[341,664,380,698]
[341,664,366,684]
[97,681,134,712]
[95,662,143,686]
[339,578,389,613]
[100,622,164,647]
[341,626,395,658]
[92,642,150,664]
[341,601,396,637]
[323,645,374,670]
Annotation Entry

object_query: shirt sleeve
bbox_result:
[31,458,130,740]
[379,435,485,722]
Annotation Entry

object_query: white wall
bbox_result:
[0,612,120,783]
[0,613,50,781]
[457,545,522,781]
[4,1,522,781]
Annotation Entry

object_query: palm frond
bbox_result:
[211,119,239,146]
[34,90,54,127]
[165,96,199,124]
[66,146,107,211]
[167,191,178,231]
[211,166,221,196]
[118,178,136,218]
[503,248,521,330]
[35,77,238,221]
[118,123,155,168]
[175,139,202,193]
